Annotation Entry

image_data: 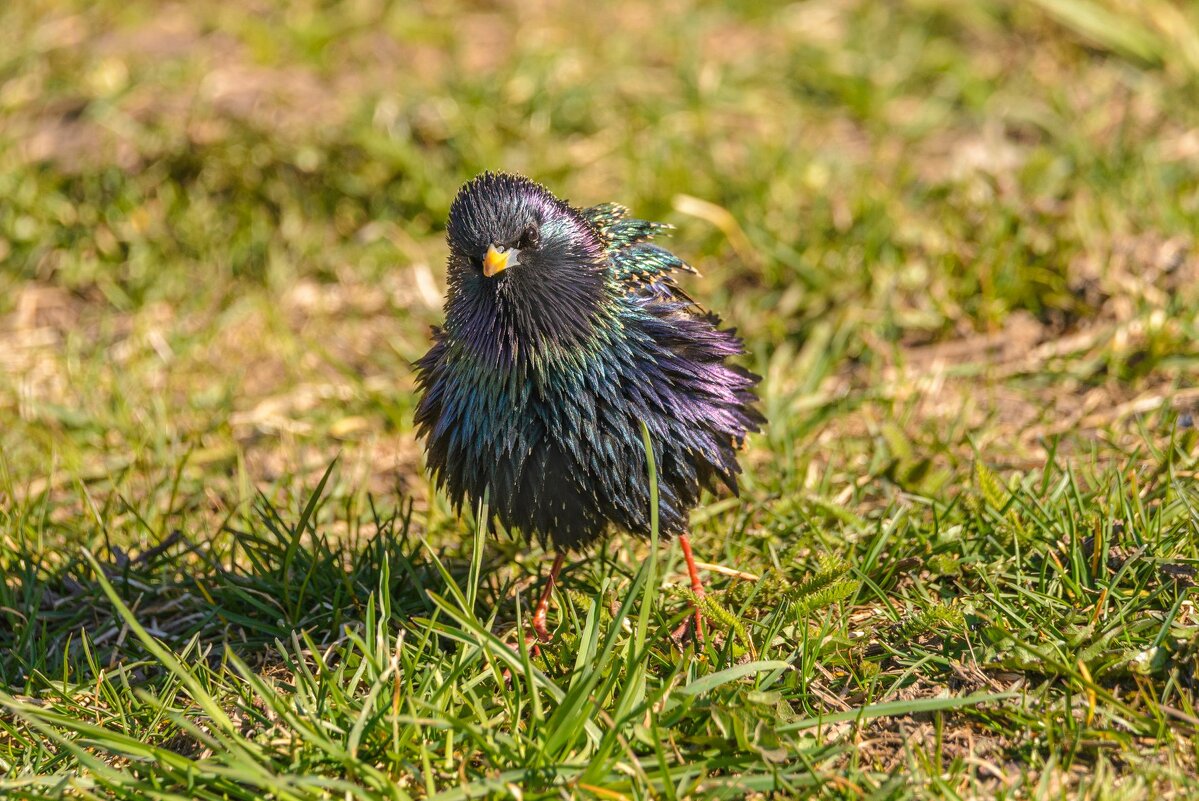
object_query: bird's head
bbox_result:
[443,172,608,361]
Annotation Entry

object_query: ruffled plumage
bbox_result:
[414,173,763,550]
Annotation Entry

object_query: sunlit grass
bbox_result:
[2,0,1199,797]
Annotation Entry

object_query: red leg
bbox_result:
[531,552,565,643]
[677,533,706,643]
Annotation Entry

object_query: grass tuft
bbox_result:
[3,0,1199,795]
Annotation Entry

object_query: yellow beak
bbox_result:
[483,244,511,277]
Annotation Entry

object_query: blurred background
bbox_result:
[4,4,1199,792]
[1,0,1197,516]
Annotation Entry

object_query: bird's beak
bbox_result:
[483,244,512,278]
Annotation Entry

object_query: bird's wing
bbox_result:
[581,203,698,301]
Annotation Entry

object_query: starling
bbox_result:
[414,172,763,643]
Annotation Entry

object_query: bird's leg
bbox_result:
[531,552,565,643]
[504,553,564,684]
[675,533,706,644]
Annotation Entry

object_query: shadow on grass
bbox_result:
[0,482,541,693]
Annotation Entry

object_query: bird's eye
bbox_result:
[517,223,540,249]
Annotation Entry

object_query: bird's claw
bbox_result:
[670,613,705,649]
[531,604,553,643]
[501,631,544,687]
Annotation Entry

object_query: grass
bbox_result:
[2,0,1199,797]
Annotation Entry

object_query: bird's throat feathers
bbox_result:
[443,250,611,371]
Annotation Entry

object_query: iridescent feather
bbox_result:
[414,173,762,551]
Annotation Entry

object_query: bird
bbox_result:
[414,172,763,645]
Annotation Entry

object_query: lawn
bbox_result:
[2,0,1199,797]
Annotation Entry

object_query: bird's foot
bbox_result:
[673,533,706,650]
[501,632,544,687]
[670,610,705,648]
[531,608,553,644]
[522,631,545,655]
[530,551,563,644]
[502,553,563,684]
